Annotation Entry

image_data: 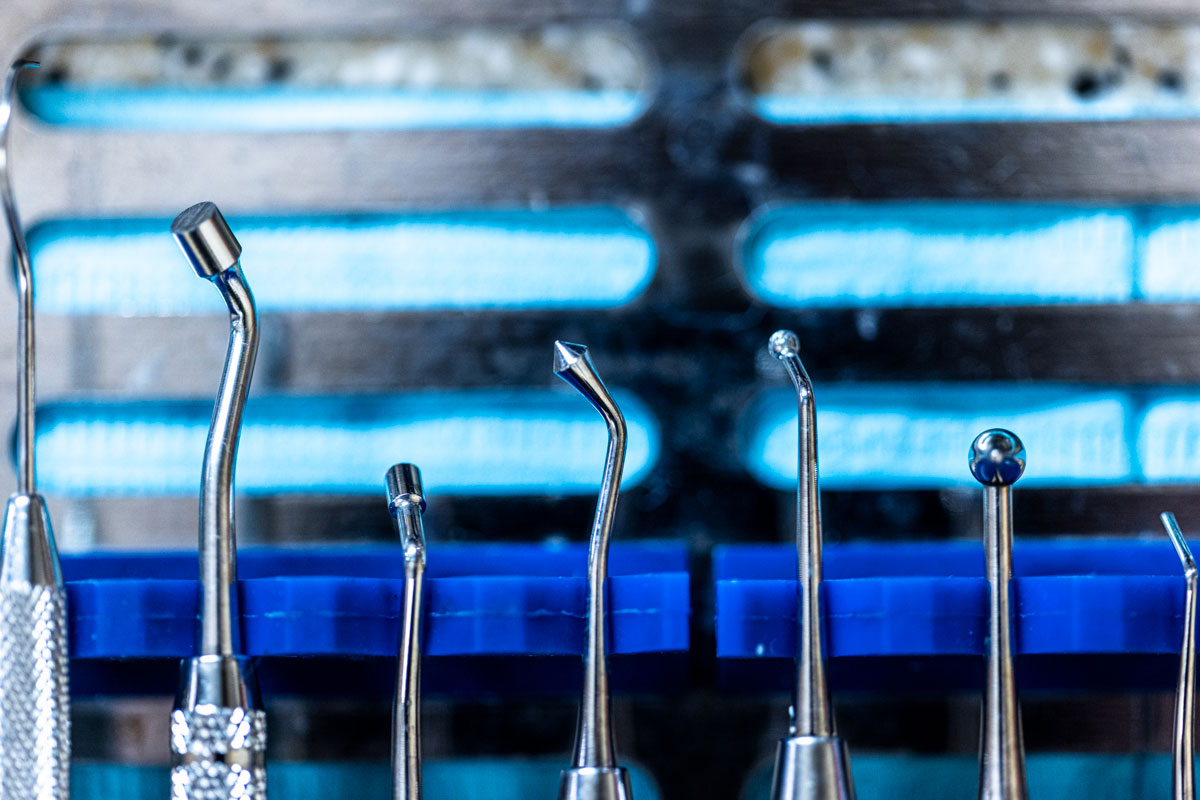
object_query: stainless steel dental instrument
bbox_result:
[0,58,70,800]
[170,202,265,800]
[387,463,428,800]
[553,341,633,800]
[970,429,1028,800]
[766,329,855,800]
[1163,512,1196,800]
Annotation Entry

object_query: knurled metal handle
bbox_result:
[0,584,70,800]
[171,706,267,800]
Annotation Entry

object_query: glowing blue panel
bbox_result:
[23,87,645,130]
[744,385,1132,489]
[27,210,655,315]
[741,205,1135,308]
[1136,397,1200,482]
[36,391,660,496]
[756,96,1200,125]
[1137,208,1200,301]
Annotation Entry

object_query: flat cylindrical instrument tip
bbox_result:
[387,463,426,515]
[171,201,241,278]
[969,428,1026,487]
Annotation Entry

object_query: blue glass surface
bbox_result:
[36,391,660,496]
[27,209,656,314]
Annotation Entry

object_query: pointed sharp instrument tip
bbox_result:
[553,340,589,374]
[1163,512,1198,579]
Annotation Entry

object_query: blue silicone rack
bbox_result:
[63,541,689,697]
[715,539,1198,692]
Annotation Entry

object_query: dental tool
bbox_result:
[387,463,428,800]
[970,429,1028,800]
[169,202,265,800]
[553,341,633,800]
[1163,512,1196,800]
[766,330,855,800]
[0,58,70,800]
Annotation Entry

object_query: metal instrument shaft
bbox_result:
[0,57,70,800]
[170,202,266,800]
[767,330,855,800]
[1163,512,1196,800]
[970,429,1028,800]
[387,464,427,800]
[554,341,633,800]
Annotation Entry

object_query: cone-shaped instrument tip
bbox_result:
[554,340,590,375]
[969,428,1026,487]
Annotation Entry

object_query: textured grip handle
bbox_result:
[171,706,267,800]
[0,584,70,800]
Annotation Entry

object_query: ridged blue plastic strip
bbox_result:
[65,543,688,661]
[23,86,645,130]
[715,540,1192,660]
[75,761,662,800]
[36,391,660,496]
[741,204,1135,308]
[27,209,656,314]
[744,384,1132,489]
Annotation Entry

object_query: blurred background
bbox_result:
[5,0,1200,798]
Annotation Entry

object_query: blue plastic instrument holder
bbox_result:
[715,540,1198,692]
[64,541,689,697]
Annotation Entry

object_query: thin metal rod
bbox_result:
[554,340,626,770]
[388,464,427,800]
[197,266,258,657]
[0,60,39,495]
[971,429,1028,800]
[1164,512,1197,800]
[769,329,832,739]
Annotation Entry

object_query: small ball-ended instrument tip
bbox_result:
[768,329,801,361]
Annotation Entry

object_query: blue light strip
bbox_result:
[27,209,656,315]
[741,204,1200,308]
[741,204,1135,308]
[744,385,1135,489]
[35,391,660,496]
[22,86,645,130]
[756,95,1200,124]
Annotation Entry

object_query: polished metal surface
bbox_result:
[1164,511,1197,800]
[767,329,855,800]
[171,202,264,800]
[970,429,1028,800]
[554,341,632,800]
[0,57,69,800]
[1,59,37,497]
[386,462,427,800]
[171,201,242,280]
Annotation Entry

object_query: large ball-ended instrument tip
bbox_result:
[969,428,1026,487]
